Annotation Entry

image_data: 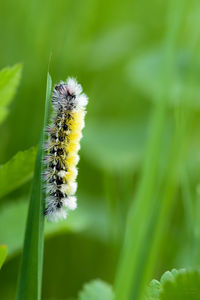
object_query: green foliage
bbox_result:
[145,269,200,300]
[0,147,37,198]
[0,197,108,258]
[0,200,28,257]
[1,0,200,300]
[144,279,160,300]
[16,74,52,300]
[78,279,114,300]
[114,1,187,299]
[160,269,200,300]
[0,245,7,269]
[127,47,200,107]
[0,64,22,124]
[83,119,145,172]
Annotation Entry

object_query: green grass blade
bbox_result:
[136,12,200,297]
[0,147,37,198]
[114,1,186,299]
[16,73,52,300]
[0,245,7,269]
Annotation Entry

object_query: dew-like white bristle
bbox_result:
[63,196,77,210]
[67,77,82,96]
[46,207,67,222]
[77,94,88,109]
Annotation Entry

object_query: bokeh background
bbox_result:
[1,0,200,299]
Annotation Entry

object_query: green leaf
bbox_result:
[0,64,22,124]
[0,245,7,269]
[160,269,200,300]
[0,196,108,259]
[160,269,179,284]
[0,200,28,258]
[0,146,37,198]
[145,269,200,300]
[78,279,114,300]
[144,280,161,300]
[16,73,52,300]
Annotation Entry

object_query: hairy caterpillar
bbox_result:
[43,78,88,222]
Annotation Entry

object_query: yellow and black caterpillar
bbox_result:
[43,78,88,222]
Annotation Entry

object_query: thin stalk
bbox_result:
[16,73,52,300]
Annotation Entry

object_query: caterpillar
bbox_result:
[43,77,88,222]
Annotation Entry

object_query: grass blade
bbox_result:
[16,73,52,300]
[114,1,186,299]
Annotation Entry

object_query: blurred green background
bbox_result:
[1,0,200,299]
